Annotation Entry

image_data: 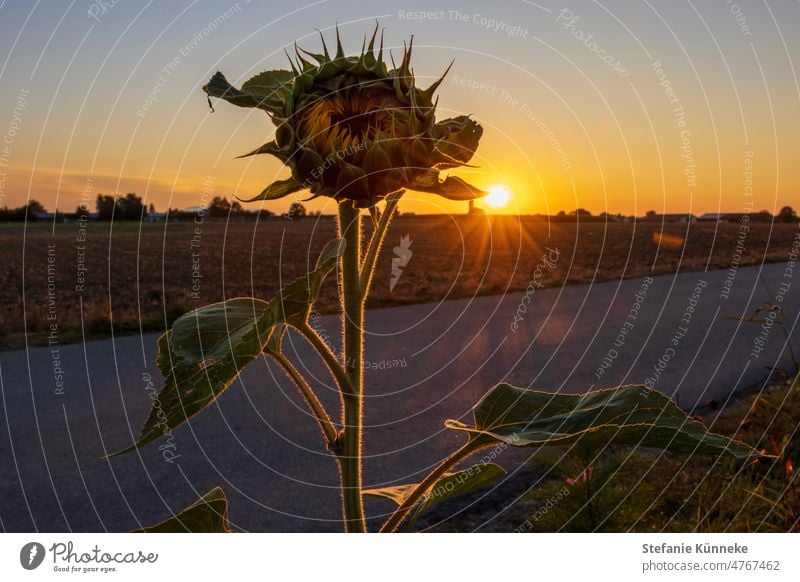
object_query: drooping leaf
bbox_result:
[168,297,273,367]
[433,115,483,164]
[241,69,294,100]
[203,71,287,115]
[135,487,231,533]
[409,171,487,201]
[110,298,272,457]
[364,463,506,525]
[110,239,345,456]
[237,177,303,203]
[446,384,761,460]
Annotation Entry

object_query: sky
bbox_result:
[0,0,798,217]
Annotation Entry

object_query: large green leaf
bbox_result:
[110,239,345,456]
[135,487,231,533]
[446,384,760,460]
[365,463,506,526]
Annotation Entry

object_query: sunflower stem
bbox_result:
[379,440,485,532]
[271,351,338,449]
[360,191,402,294]
[296,323,355,407]
[338,200,367,532]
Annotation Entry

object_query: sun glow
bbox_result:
[484,185,512,208]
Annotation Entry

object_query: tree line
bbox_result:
[1,193,796,223]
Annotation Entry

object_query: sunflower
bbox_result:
[203,26,485,208]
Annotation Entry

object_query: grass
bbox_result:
[516,373,800,532]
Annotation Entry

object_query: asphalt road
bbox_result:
[1,262,797,532]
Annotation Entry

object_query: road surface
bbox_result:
[1,262,797,532]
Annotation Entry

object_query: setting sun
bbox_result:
[484,186,512,208]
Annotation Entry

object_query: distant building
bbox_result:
[641,213,696,223]
[182,205,208,214]
[33,212,66,222]
[467,200,486,216]
[698,212,773,223]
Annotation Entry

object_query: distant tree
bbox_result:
[230,200,243,215]
[24,199,46,215]
[287,202,307,219]
[645,210,657,218]
[751,209,774,222]
[571,208,593,217]
[207,196,231,218]
[148,203,156,215]
[118,193,144,220]
[94,193,144,221]
[95,194,116,220]
[557,210,566,217]
[778,206,798,223]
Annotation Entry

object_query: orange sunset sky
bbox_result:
[0,1,797,217]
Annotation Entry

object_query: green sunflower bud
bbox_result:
[204,25,487,208]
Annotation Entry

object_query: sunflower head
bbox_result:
[203,26,486,208]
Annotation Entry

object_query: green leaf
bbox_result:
[241,69,293,100]
[264,322,287,356]
[235,140,289,161]
[109,239,345,456]
[364,484,415,507]
[135,487,231,533]
[433,115,483,165]
[203,71,287,115]
[409,171,487,201]
[237,177,303,203]
[446,384,761,460]
[364,463,506,525]
[110,298,272,457]
[272,237,345,327]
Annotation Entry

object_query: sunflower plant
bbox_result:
[113,27,764,533]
